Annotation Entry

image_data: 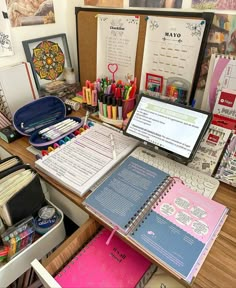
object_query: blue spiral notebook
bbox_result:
[83,148,228,284]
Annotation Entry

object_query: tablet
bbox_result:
[124,94,212,163]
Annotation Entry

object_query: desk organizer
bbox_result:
[13,96,83,150]
[0,199,66,288]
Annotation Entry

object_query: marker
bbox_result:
[112,97,117,120]
[110,133,117,160]
[84,110,90,127]
[38,118,72,135]
[103,95,108,117]
[107,96,112,119]
[118,98,123,120]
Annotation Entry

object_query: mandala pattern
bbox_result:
[32,40,65,81]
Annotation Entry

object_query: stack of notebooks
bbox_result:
[83,148,229,284]
[0,156,45,226]
[54,228,156,287]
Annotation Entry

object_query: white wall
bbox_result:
[0,0,193,71]
[0,0,234,84]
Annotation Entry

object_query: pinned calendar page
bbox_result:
[140,16,206,104]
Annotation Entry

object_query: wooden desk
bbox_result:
[0,113,235,288]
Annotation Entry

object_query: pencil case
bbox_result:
[0,164,45,227]
[13,96,83,150]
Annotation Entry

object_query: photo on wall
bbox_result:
[129,0,183,8]
[192,0,236,10]
[84,0,123,7]
[5,0,55,27]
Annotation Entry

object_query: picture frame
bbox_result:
[22,33,72,91]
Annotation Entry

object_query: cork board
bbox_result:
[75,8,213,103]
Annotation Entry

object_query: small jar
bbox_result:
[64,68,76,84]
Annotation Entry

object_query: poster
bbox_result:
[0,0,13,57]
[6,0,55,27]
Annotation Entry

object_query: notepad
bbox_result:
[55,228,156,288]
[35,123,139,196]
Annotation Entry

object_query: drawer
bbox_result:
[31,218,101,287]
[0,200,66,287]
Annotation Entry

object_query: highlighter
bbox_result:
[82,86,87,105]
[86,88,92,107]
[107,96,112,119]
[118,98,123,120]
[112,97,117,120]
[98,93,103,115]
[103,95,107,117]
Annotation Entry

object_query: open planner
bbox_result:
[83,94,228,284]
[83,150,229,284]
[35,123,139,196]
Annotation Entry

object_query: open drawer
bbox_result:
[31,218,101,288]
[0,200,66,287]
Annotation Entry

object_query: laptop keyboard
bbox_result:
[132,146,219,199]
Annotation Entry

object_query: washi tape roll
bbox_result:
[35,205,58,235]
[64,99,81,111]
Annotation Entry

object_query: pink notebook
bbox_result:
[55,228,154,288]
[152,180,228,244]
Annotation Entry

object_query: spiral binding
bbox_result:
[56,228,104,278]
[217,53,236,60]
[127,177,176,235]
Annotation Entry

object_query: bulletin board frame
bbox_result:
[75,7,214,105]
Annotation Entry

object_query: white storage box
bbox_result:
[0,200,66,287]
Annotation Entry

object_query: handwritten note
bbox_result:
[97,14,140,82]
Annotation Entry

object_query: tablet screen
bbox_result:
[124,94,212,162]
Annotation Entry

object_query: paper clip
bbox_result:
[74,130,81,136]
[48,146,54,153]
[64,136,71,142]
[88,121,94,127]
[53,143,60,149]
[41,150,48,156]
[58,139,65,146]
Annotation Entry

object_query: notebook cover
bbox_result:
[55,228,153,288]
[130,180,228,283]
[3,172,45,226]
[83,156,170,234]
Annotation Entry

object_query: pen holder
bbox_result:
[122,97,136,120]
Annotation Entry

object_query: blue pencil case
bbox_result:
[13,96,83,150]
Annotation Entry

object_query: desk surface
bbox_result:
[0,110,235,288]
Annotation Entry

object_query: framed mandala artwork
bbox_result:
[22,33,72,91]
